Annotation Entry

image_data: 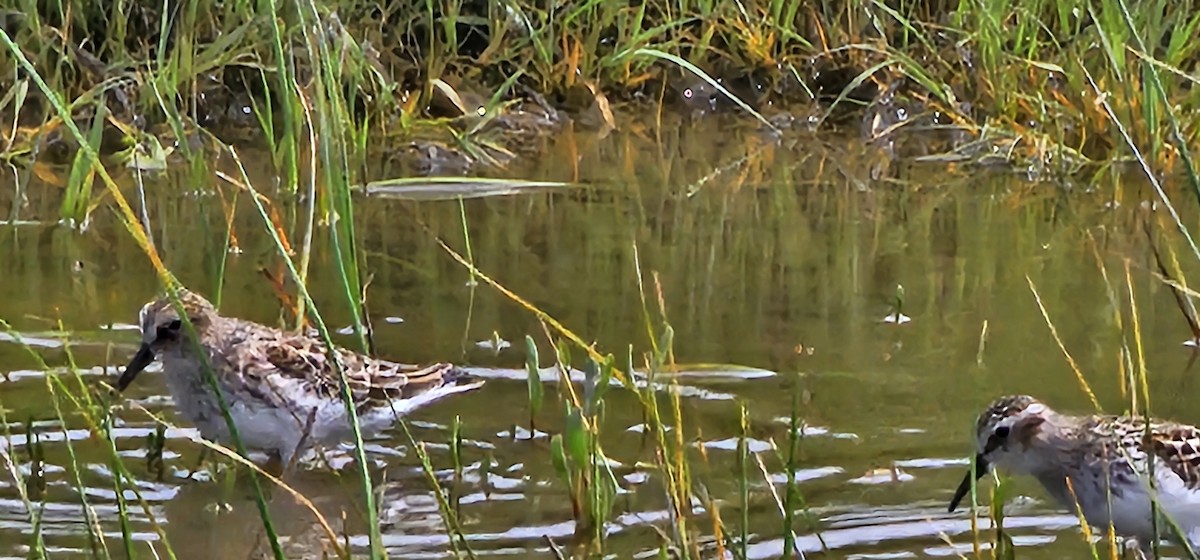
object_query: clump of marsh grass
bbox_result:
[946,0,1200,554]
[424,230,832,558]
[6,0,1200,185]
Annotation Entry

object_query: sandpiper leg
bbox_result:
[185,447,210,480]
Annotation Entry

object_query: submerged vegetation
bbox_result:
[2,0,1200,559]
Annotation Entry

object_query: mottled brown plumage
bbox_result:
[1149,424,1200,490]
[118,289,483,465]
[949,394,1200,555]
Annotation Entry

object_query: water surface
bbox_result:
[1,116,1196,558]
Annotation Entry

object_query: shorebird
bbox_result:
[116,289,483,467]
[948,394,1200,556]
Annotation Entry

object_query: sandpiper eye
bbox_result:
[156,319,183,341]
[994,425,1010,439]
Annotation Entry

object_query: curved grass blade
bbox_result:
[623,48,779,133]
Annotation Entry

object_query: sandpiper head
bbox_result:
[947,394,1054,512]
[117,289,218,392]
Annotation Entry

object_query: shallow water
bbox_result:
[1,116,1198,558]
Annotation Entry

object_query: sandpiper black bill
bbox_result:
[947,453,990,512]
[117,343,156,391]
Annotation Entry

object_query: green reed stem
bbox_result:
[398,420,477,559]
[294,118,318,333]
[0,400,45,557]
[459,198,477,356]
[260,0,299,190]
[46,378,110,559]
[736,402,749,559]
[782,387,799,556]
[227,148,383,558]
[299,0,370,356]
[29,320,111,559]
[161,285,285,560]
[105,417,138,559]
[213,187,238,307]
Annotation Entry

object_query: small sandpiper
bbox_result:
[948,394,1200,556]
[117,289,483,467]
